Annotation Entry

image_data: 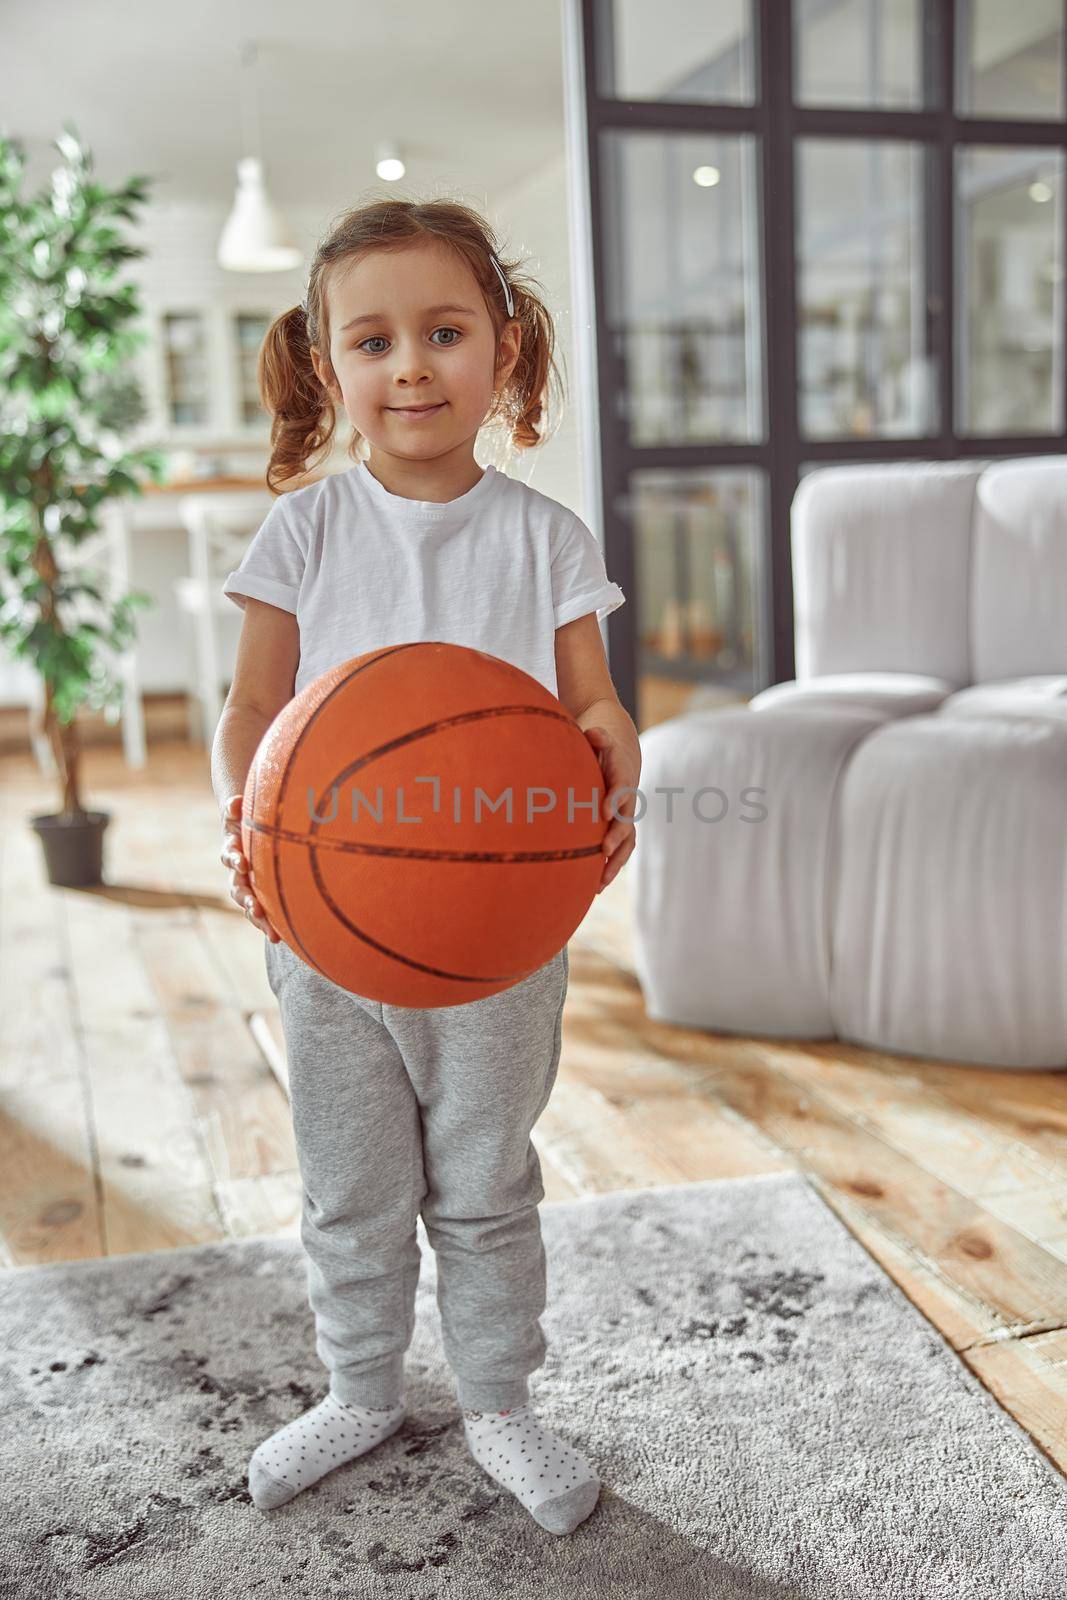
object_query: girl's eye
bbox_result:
[356,327,461,354]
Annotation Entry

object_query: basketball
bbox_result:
[241,641,609,1007]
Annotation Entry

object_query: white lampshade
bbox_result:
[376,142,406,182]
[218,157,302,273]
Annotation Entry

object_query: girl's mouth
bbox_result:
[388,402,446,419]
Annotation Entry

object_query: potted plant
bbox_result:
[0,124,166,886]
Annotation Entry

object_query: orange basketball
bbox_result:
[242,641,608,1007]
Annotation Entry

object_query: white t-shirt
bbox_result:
[221,460,625,699]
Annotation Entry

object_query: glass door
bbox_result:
[567,0,1067,730]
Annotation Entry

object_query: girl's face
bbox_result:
[311,239,520,463]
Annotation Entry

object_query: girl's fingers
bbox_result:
[231,881,272,935]
[247,900,281,941]
[602,817,635,855]
[597,829,636,892]
[222,798,261,921]
[601,822,622,854]
[238,889,262,921]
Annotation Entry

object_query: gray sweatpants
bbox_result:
[264,936,570,1414]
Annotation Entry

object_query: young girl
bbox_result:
[213,197,640,1537]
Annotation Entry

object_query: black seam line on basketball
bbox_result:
[274,644,424,980]
[246,820,601,864]
[310,704,579,819]
[306,843,542,985]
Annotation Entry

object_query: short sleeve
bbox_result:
[222,496,308,615]
[551,511,626,630]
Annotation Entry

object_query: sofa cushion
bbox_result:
[749,672,956,717]
[632,704,888,1037]
[830,714,1067,1067]
[972,457,1067,681]
[792,462,980,683]
[937,675,1067,723]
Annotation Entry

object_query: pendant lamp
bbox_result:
[218,40,302,273]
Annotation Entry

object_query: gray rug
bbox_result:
[3,1171,1065,1599]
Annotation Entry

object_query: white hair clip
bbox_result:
[490,253,515,318]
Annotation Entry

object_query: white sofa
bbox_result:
[632,458,1067,1070]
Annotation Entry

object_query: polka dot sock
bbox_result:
[247,1391,406,1510]
[462,1402,600,1535]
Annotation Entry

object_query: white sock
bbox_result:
[462,1402,600,1535]
[248,1391,406,1510]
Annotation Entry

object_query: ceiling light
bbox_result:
[693,166,721,188]
[218,41,302,273]
[376,143,406,182]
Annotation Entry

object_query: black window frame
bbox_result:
[567,0,1067,721]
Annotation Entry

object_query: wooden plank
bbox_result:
[0,1079,103,1265]
[534,1075,694,1194]
[814,1184,1005,1350]
[966,1328,1067,1474]
[249,1009,289,1096]
[214,1172,303,1240]
[535,1147,583,1204]
[751,1041,1067,1235]
[830,1182,1067,1475]
[559,946,791,1185]
[57,788,224,1255]
[977,1191,1067,1260]
[697,1051,1067,1334]
[105,778,298,1194]
[0,775,104,1262]
[901,1058,1067,1189]
[131,908,296,1183]
[0,779,83,1094]
[571,867,637,977]
[102,1182,226,1258]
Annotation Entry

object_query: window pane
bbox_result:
[956,146,1064,434]
[794,0,924,108]
[796,139,934,439]
[627,468,765,726]
[956,0,1064,120]
[162,312,209,428]
[597,0,755,104]
[234,313,270,425]
[601,131,763,446]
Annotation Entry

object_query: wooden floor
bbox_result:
[3,739,1067,1480]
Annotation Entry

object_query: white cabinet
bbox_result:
[142,303,276,445]
[232,312,273,425]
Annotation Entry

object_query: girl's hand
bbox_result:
[582,726,639,893]
[220,793,281,942]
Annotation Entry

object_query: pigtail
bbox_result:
[259,304,336,495]
[491,274,564,452]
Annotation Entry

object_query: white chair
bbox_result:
[176,491,274,747]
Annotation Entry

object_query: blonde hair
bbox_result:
[258,196,564,494]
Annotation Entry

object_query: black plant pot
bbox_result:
[30,810,111,887]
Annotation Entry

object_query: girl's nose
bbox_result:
[392,367,434,388]
[389,342,434,384]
